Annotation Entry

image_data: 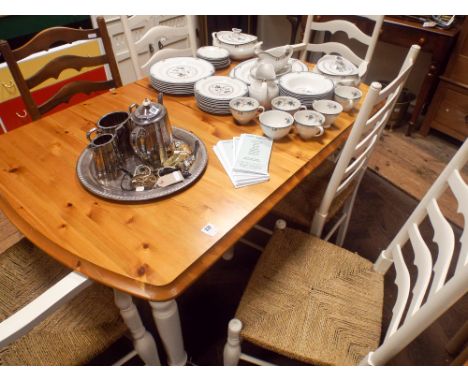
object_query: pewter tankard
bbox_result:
[86,111,132,159]
[129,94,175,169]
[88,133,121,181]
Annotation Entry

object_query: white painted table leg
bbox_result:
[113,289,161,366]
[149,299,188,366]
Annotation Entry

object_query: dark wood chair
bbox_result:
[0,16,122,121]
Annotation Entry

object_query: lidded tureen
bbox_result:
[212,28,262,60]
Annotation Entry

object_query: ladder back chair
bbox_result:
[0,16,122,121]
[224,138,468,366]
[274,45,420,246]
[294,15,384,78]
[121,15,197,79]
[0,239,161,365]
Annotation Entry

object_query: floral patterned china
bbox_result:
[334,85,362,112]
[149,57,215,95]
[212,28,261,60]
[229,58,308,85]
[258,110,294,140]
[317,55,358,76]
[229,97,265,125]
[312,99,343,127]
[195,76,248,115]
[279,72,334,107]
[271,96,307,115]
[293,110,325,139]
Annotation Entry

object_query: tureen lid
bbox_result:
[216,28,257,45]
[130,98,165,125]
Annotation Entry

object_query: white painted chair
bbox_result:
[292,16,384,78]
[273,45,420,247]
[0,241,160,365]
[224,137,468,366]
[121,15,197,79]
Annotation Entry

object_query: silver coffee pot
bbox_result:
[129,94,175,169]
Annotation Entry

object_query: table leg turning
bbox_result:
[113,289,161,365]
[149,299,188,365]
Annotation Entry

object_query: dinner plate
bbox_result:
[195,76,248,100]
[229,58,308,85]
[279,72,334,96]
[150,57,215,84]
[317,55,358,76]
[197,46,230,60]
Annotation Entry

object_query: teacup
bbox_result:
[312,100,343,128]
[258,110,294,140]
[229,97,265,125]
[334,85,362,112]
[293,110,325,139]
[271,96,307,115]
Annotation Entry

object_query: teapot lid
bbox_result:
[131,98,165,125]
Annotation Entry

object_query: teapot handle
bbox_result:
[158,92,164,105]
[130,126,151,162]
[129,103,138,114]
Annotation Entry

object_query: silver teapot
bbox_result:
[129,94,175,169]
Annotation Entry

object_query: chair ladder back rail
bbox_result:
[38,79,116,115]
[26,54,109,90]
[311,82,381,227]
[340,134,378,191]
[134,24,190,54]
[96,16,122,87]
[11,27,101,62]
[385,244,411,340]
[365,262,468,365]
[303,41,365,67]
[406,223,433,316]
[141,48,195,73]
[448,170,468,272]
[377,44,420,103]
[0,272,91,348]
[0,40,40,120]
[299,15,384,64]
[427,199,455,297]
[308,19,374,46]
[121,15,143,79]
[375,140,468,274]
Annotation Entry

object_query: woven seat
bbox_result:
[236,227,384,365]
[0,240,127,365]
[273,160,356,227]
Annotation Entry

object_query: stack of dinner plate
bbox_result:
[196,46,231,70]
[195,76,248,115]
[278,72,334,107]
[149,57,215,95]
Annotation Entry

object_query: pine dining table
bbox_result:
[0,61,367,365]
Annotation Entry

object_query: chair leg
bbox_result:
[113,289,161,365]
[149,299,188,366]
[223,318,243,366]
[335,186,360,246]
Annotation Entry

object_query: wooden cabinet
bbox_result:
[421,17,468,140]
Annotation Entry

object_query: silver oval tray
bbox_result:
[76,127,208,202]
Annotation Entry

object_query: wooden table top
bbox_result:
[0,62,366,301]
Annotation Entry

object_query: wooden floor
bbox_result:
[369,127,466,227]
